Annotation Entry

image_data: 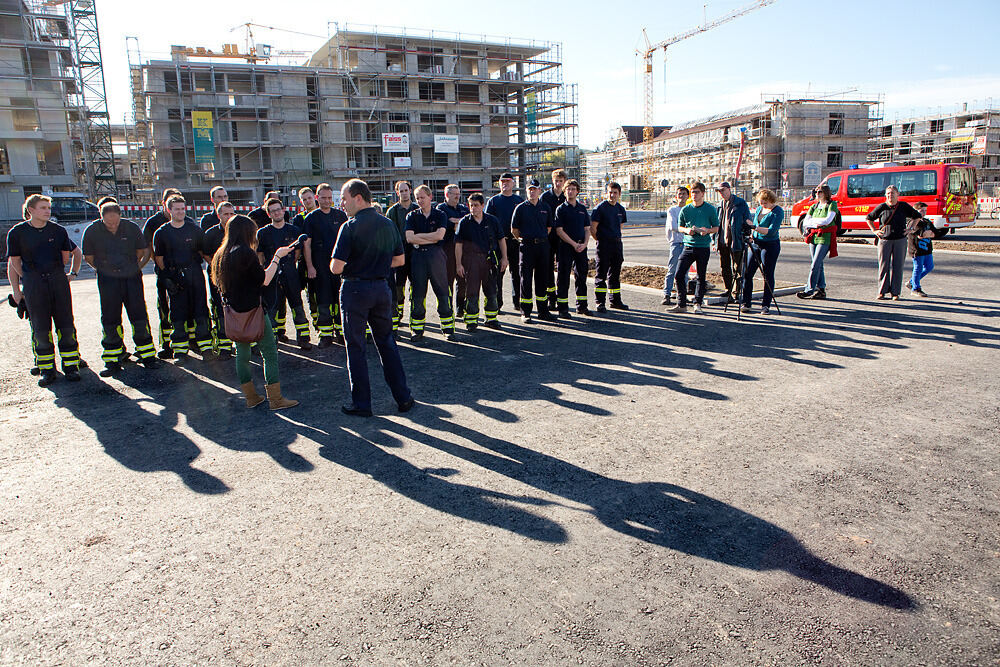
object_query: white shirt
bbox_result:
[665,205,683,245]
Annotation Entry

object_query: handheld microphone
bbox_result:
[289,234,308,250]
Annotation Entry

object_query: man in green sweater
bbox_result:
[669,182,719,315]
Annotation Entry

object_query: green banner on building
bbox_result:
[192,111,215,163]
[526,92,537,135]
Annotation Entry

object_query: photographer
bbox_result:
[455,193,507,330]
[740,189,784,315]
[210,216,297,410]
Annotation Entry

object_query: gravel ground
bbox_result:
[1,257,998,665]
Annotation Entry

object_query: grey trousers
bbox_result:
[877,237,907,296]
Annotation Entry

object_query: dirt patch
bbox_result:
[588,260,795,291]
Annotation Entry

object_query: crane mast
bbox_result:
[640,0,776,187]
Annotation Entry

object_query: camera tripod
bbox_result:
[724,240,781,321]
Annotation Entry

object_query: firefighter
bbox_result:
[511,178,556,323]
[6,194,83,386]
[540,168,568,310]
[590,181,630,312]
[303,183,347,347]
[553,179,592,317]
[249,190,286,228]
[404,184,455,341]
[151,195,214,361]
[257,197,311,349]
[455,193,507,330]
[200,185,228,231]
[201,201,238,358]
[330,179,413,417]
[143,187,183,358]
[291,185,319,328]
[485,172,523,312]
[81,201,159,375]
[436,184,469,319]
[386,180,418,331]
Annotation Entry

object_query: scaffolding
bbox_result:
[0,0,116,200]
[127,24,579,200]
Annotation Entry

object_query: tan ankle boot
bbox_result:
[265,382,298,410]
[240,382,266,408]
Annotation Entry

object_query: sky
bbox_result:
[92,0,1000,150]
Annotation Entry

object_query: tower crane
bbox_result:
[638,0,776,187]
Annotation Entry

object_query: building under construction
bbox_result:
[584,98,875,207]
[128,25,579,205]
[870,105,999,195]
[0,0,114,220]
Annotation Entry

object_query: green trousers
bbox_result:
[235,324,279,385]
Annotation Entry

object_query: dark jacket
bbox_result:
[717,194,752,251]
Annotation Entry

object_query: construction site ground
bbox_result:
[1,239,998,665]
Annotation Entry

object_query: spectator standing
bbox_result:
[715,181,751,303]
[661,186,688,306]
[741,189,784,315]
[669,182,719,315]
[865,185,920,300]
[906,202,935,297]
[797,184,839,300]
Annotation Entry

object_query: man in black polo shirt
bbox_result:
[590,181,629,313]
[152,195,213,361]
[455,193,507,330]
[540,168,568,310]
[201,201,237,358]
[249,190,285,228]
[554,179,592,317]
[291,186,319,327]
[404,184,456,341]
[436,184,470,319]
[303,182,347,347]
[143,187,183,358]
[511,178,556,323]
[257,198,311,349]
[331,178,413,418]
[386,180,419,332]
[6,194,83,386]
[200,185,228,231]
[82,201,158,375]
[485,172,524,312]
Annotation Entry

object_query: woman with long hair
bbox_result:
[797,184,838,300]
[210,215,297,410]
[741,189,784,315]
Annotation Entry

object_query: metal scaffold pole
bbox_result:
[63,0,117,199]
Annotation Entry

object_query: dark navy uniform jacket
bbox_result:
[511,200,551,241]
[332,207,404,280]
[554,201,590,244]
[456,213,503,255]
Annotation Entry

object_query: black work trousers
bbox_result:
[461,245,498,325]
[22,271,79,372]
[409,246,454,333]
[166,265,211,354]
[518,239,551,316]
[556,242,589,311]
[97,273,154,363]
[265,265,310,341]
[341,279,411,412]
[313,266,342,339]
[442,238,466,315]
[675,246,710,306]
[393,251,411,330]
[497,237,520,309]
[154,272,172,351]
[718,242,744,298]
[594,239,624,304]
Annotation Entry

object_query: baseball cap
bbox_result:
[527,178,541,188]
[716,182,732,191]
[500,172,514,181]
